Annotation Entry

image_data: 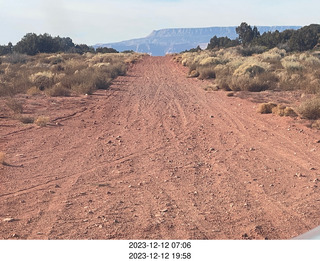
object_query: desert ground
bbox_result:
[0,56,319,239]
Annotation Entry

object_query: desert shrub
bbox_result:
[29,71,55,90]
[27,86,42,96]
[3,53,29,64]
[199,57,229,66]
[72,83,96,95]
[305,79,320,94]
[230,72,277,92]
[233,61,270,77]
[188,63,197,74]
[93,72,112,90]
[45,84,71,97]
[281,55,305,72]
[298,98,320,119]
[238,46,267,56]
[35,116,50,127]
[282,60,304,72]
[257,102,277,114]
[220,81,232,91]
[261,48,286,61]
[106,62,127,78]
[300,54,320,66]
[277,72,305,91]
[61,67,112,94]
[198,67,216,80]
[5,98,23,113]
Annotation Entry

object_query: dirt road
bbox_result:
[1,56,320,239]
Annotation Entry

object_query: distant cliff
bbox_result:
[94,26,301,56]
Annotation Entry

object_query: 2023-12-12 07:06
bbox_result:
[129,241,192,249]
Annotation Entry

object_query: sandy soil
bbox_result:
[0,56,320,240]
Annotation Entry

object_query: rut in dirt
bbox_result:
[1,56,320,240]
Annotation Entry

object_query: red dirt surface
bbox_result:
[1,56,320,240]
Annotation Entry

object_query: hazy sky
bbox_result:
[1,0,319,45]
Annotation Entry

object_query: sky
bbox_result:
[0,0,320,45]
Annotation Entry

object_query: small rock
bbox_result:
[3,218,15,222]
[161,208,168,213]
[242,233,249,238]
[83,219,88,222]
[12,234,19,238]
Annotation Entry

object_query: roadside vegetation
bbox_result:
[174,22,320,127]
[0,33,145,130]
[0,52,144,97]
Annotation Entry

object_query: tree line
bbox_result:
[0,33,119,56]
[206,22,320,52]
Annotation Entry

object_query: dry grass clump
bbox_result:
[272,104,298,117]
[27,86,42,96]
[257,102,277,114]
[257,102,298,117]
[188,70,199,78]
[45,83,71,97]
[203,84,219,91]
[298,98,320,120]
[311,120,320,129]
[35,116,50,127]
